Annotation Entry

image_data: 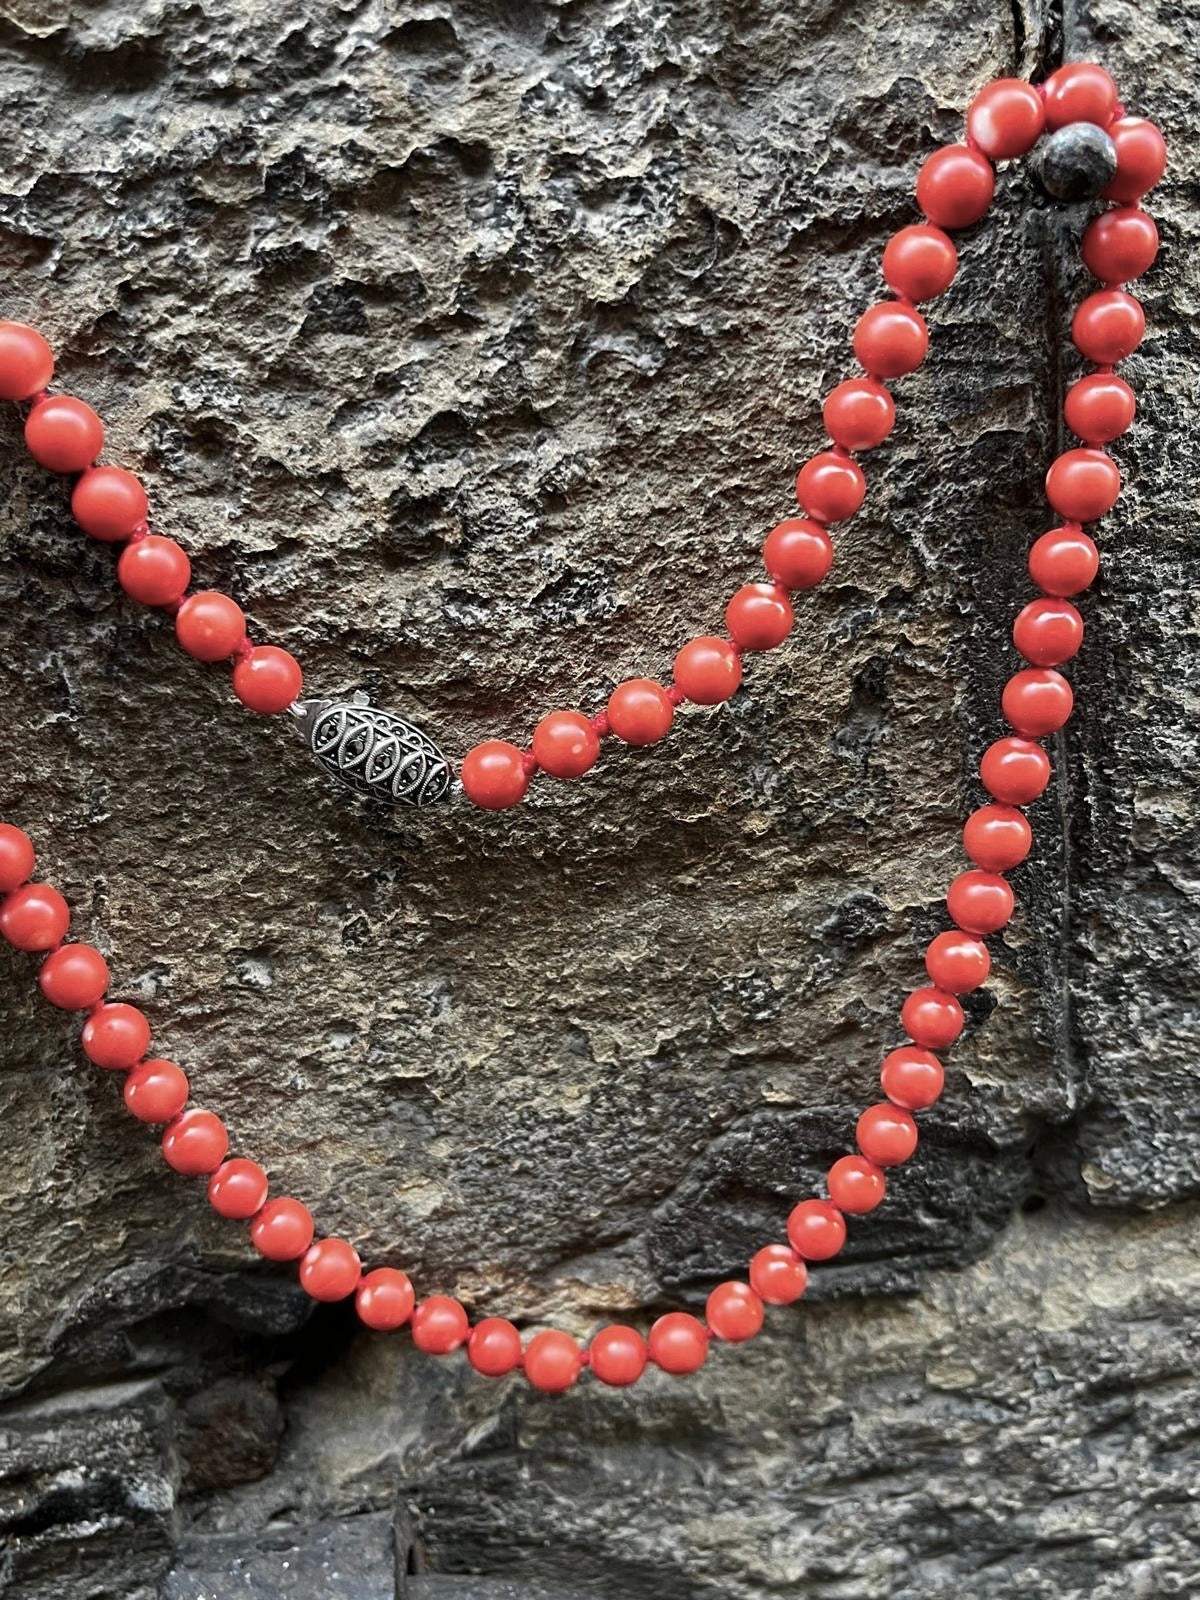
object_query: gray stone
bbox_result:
[1033,123,1119,201]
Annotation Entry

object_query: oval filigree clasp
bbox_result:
[291,692,453,807]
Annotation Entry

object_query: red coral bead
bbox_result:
[725,582,793,651]
[531,709,600,778]
[411,1295,470,1354]
[1045,449,1120,522]
[232,645,303,714]
[606,678,675,746]
[524,1329,583,1392]
[1103,118,1168,203]
[0,882,70,950]
[0,320,54,400]
[901,987,964,1050]
[117,535,192,607]
[706,1281,764,1342]
[980,738,1052,805]
[1063,375,1135,445]
[38,943,109,1009]
[648,1312,708,1374]
[356,1267,415,1330]
[175,591,247,662]
[673,636,741,705]
[748,1244,808,1305]
[1028,527,1100,597]
[925,930,990,994]
[467,1317,523,1377]
[162,1108,229,1176]
[123,1058,189,1123]
[0,824,35,894]
[963,803,1033,871]
[1042,62,1119,130]
[300,1238,362,1302]
[71,466,148,543]
[1002,667,1074,736]
[762,518,833,590]
[967,77,1045,159]
[461,740,531,808]
[796,451,866,522]
[786,1198,846,1261]
[1014,598,1084,666]
[947,870,1014,936]
[1072,289,1145,364]
[857,1102,919,1167]
[590,1324,649,1387]
[81,1001,150,1070]
[882,224,958,300]
[24,396,104,473]
[823,378,896,450]
[852,302,928,378]
[827,1154,887,1214]
[1082,208,1159,282]
[880,1046,944,1110]
[915,145,995,229]
[251,1197,315,1260]
[208,1158,269,1219]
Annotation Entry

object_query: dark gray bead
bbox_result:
[1034,122,1119,201]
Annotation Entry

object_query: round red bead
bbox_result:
[411,1295,470,1355]
[795,451,866,522]
[250,1197,315,1260]
[1103,118,1168,203]
[1082,208,1159,283]
[81,1001,150,1070]
[762,518,833,590]
[705,1280,764,1342]
[827,1155,887,1215]
[786,1198,846,1261]
[590,1324,648,1387]
[162,1108,228,1176]
[1003,667,1074,737]
[38,943,109,1009]
[24,396,104,473]
[823,378,896,450]
[725,583,793,651]
[852,302,928,379]
[1042,62,1118,131]
[531,709,600,778]
[881,225,957,301]
[748,1244,808,1305]
[232,645,303,714]
[648,1312,708,1374]
[1014,598,1084,667]
[857,1102,919,1167]
[925,930,990,994]
[980,738,1052,805]
[1063,375,1135,446]
[915,145,995,229]
[356,1267,415,1330]
[947,870,1014,936]
[0,882,69,951]
[1028,527,1100,598]
[123,1058,189,1123]
[901,987,964,1050]
[1045,449,1120,522]
[1072,289,1145,364]
[967,77,1045,160]
[0,320,54,401]
[71,467,148,543]
[467,1317,523,1377]
[461,740,531,809]
[117,535,192,607]
[300,1238,362,1302]
[880,1046,944,1111]
[175,591,246,662]
[963,803,1033,871]
[673,636,741,705]
[0,824,34,894]
[606,678,675,746]
[208,1158,269,1219]
[524,1329,583,1392]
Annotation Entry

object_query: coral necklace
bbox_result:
[0,65,1167,1392]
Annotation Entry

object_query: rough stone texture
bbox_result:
[0,0,1197,1596]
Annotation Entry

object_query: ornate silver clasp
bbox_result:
[291,691,453,807]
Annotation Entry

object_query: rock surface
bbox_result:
[0,0,1197,1595]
